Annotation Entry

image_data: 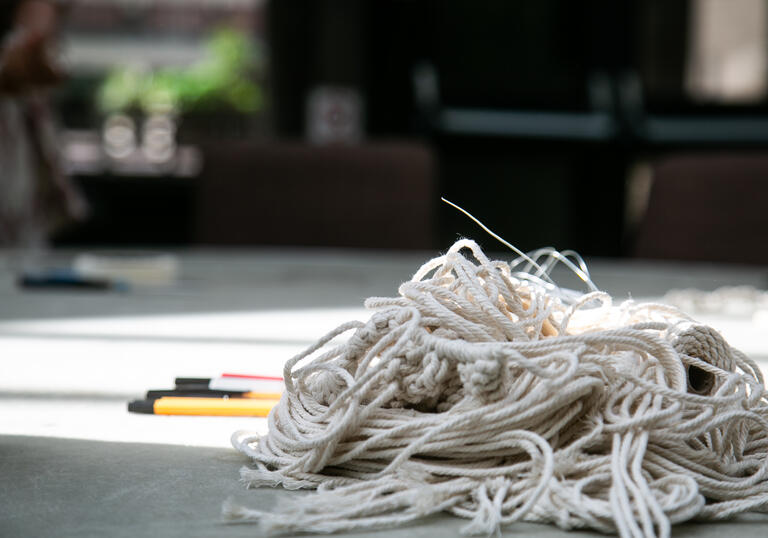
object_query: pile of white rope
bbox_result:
[225,240,768,537]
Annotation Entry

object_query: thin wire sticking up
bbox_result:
[440,197,599,292]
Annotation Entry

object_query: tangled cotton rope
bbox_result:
[225,240,768,538]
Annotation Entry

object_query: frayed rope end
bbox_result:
[221,497,263,523]
[239,466,316,490]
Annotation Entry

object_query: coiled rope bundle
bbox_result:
[226,240,768,537]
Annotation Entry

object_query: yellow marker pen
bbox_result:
[128,397,280,417]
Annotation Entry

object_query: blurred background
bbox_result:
[4,0,768,264]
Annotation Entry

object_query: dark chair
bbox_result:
[196,141,435,249]
[633,153,768,264]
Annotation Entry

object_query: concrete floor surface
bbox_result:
[3,249,768,537]
[2,435,768,538]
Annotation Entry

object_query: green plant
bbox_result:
[97,28,264,115]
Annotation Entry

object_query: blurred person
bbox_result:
[0,0,86,256]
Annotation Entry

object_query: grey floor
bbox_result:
[2,435,767,538]
[3,248,768,536]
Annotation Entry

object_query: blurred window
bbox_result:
[686,0,768,103]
